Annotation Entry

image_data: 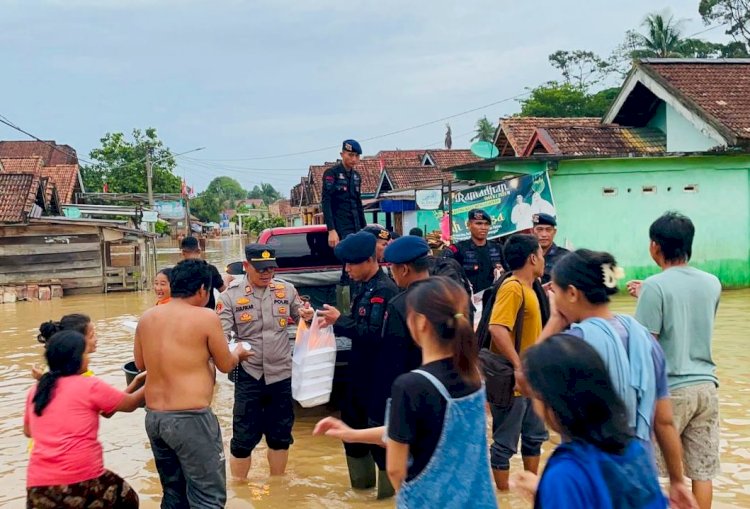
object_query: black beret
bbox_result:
[468,209,491,223]
[362,224,391,241]
[533,213,557,227]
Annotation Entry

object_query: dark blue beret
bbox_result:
[468,209,491,223]
[384,236,430,264]
[342,139,362,155]
[334,231,376,264]
[533,213,557,227]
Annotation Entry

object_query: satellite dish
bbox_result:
[470,141,499,159]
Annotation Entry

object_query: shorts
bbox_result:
[145,407,226,509]
[27,470,138,509]
[656,383,720,481]
[490,396,548,470]
[231,369,294,457]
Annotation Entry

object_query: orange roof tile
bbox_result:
[496,117,601,156]
[0,173,41,223]
[425,149,480,169]
[42,164,79,203]
[0,140,78,166]
[523,126,666,156]
[0,156,44,174]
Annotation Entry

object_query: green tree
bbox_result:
[205,176,246,204]
[518,82,619,117]
[81,128,181,194]
[630,12,686,58]
[548,50,613,89]
[248,183,282,205]
[471,116,496,142]
[190,194,222,223]
[245,215,285,236]
[699,0,750,48]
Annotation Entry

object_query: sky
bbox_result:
[0,0,730,196]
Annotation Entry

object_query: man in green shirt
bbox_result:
[628,211,721,509]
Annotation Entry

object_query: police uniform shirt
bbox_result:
[542,243,570,285]
[218,276,304,384]
[321,162,366,238]
[445,239,505,293]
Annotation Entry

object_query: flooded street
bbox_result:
[0,237,748,508]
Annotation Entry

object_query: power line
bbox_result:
[188,91,530,162]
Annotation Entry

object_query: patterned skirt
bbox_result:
[27,469,138,509]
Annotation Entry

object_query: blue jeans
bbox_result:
[490,396,548,470]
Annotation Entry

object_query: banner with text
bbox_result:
[450,172,556,242]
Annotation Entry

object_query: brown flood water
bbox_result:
[0,237,748,508]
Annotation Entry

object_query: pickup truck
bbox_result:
[226,225,352,409]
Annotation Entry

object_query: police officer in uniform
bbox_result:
[218,244,314,480]
[532,213,569,285]
[443,208,505,294]
[361,224,391,262]
[322,140,366,249]
[317,232,398,497]
[368,236,431,486]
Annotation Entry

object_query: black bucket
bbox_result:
[123,361,140,386]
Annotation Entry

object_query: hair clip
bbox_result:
[602,263,624,288]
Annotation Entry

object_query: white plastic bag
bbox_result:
[292,312,336,408]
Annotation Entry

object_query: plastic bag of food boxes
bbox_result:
[292,312,336,407]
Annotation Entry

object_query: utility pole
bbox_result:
[146,148,154,207]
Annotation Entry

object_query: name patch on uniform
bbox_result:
[236,297,250,305]
[273,299,288,305]
[235,305,254,312]
[240,312,252,322]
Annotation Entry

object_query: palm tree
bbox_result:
[632,12,686,58]
[471,117,496,143]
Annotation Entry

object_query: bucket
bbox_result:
[122,361,140,386]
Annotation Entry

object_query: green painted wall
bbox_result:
[459,155,750,287]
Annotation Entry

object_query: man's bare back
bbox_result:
[135,299,250,411]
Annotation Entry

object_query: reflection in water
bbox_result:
[0,237,747,508]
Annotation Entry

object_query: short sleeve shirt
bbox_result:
[25,376,125,487]
[634,266,721,390]
[488,276,542,353]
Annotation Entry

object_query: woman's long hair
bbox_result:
[37,314,91,345]
[523,333,632,454]
[33,330,86,416]
[406,276,480,384]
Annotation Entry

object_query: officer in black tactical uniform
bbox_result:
[321,139,366,249]
[317,231,398,497]
[443,208,505,293]
[365,236,431,498]
[532,213,569,285]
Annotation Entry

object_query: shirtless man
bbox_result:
[135,259,252,509]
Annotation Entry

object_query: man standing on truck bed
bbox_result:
[218,244,314,480]
[322,140,366,248]
[318,231,399,497]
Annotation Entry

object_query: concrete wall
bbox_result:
[457,154,750,287]
[647,102,721,152]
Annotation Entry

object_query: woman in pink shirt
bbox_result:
[24,330,145,508]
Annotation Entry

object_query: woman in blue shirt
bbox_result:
[514,333,667,509]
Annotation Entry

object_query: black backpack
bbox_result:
[476,272,551,350]
[428,256,473,298]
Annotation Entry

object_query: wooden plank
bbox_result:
[0,233,100,246]
[60,276,104,291]
[0,259,101,276]
[0,267,102,284]
[0,242,101,256]
[0,224,98,239]
[0,250,100,266]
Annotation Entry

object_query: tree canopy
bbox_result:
[471,117,496,142]
[519,82,620,117]
[248,183,282,205]
[699,0,750,50]
[80,128,181,194]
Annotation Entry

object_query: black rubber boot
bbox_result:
[376,469,395,499]
[346,454,376,490]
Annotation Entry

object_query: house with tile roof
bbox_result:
[451,59,750,287]
[0,141,84,205]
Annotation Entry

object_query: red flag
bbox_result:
[102,182,109,193]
